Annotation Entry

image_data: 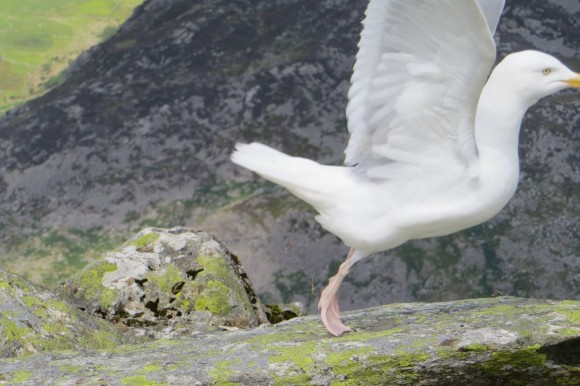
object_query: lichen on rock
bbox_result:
[2,296,580,384]
[57,227,269,338]
[0,268,129,358]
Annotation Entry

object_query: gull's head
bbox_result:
[496,50,580,107]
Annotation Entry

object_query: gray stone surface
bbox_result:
[0,296,579,384]
[0,268,131,358]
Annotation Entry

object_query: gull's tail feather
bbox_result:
[231,142,344,211]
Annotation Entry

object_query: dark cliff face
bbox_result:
[0,0,578,311]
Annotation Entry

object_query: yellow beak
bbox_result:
[567,73,580,88]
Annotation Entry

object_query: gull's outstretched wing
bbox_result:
[476,0,505,34]
[345,0,504,179]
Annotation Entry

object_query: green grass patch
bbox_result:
[0,0,143,116]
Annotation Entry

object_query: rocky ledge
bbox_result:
[0,229,579,385]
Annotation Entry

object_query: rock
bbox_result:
[0,268,130,358]
[1,297,580,384]
[264,302,304,324]
[57,227,269,338]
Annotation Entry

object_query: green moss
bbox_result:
[72,260,120,311]
[131,232,160,251]
[271,364,311,384]
[271,341,317,369]
[555,328,580,336]
[557,300,580,306]
[274,373,311,385]
[194,280,231,315]
[325,347,376,379]
[1,318,31,343]
[554,303,580,325]
[176,297,191,312]
[147,264,184,293]
[140,364,162,373]
[196,254,253,313]
[197,254,231,281]
[475,304,525,316]
[10,370,32,382]
[40,336,78,352]
[463,343,489,352]
[209,359,240,385]
[242,331,322,383]
[120,374,161,385]
[20,293,80,329]
[45,298,72,314]
[165,362,184,372]
[78,260,118,300]
[477,345,547,375]
[0,274,32,295]
[21,294,43,308]
[60,364,82,374]
[0,281,11,290]
[0,278,125,354]
[100,288,117,309]
[43,320,68,335]
[325,351,429,385]
[364,353,428,385]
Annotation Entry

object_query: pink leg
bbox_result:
[318,248,355,336]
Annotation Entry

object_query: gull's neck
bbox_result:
[473,66,531,212]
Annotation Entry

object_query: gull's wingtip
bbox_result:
[231,142,265,154]
[231,142,247,153]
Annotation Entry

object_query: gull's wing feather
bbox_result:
[476,0,505,34]
[345,0,504,178]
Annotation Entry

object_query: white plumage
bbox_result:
[231,0,580,336]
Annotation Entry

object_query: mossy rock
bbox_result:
[2,297,580,384]
[58,227,269,338]
[0,268,130,358]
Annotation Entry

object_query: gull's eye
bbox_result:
[542,67,552,75]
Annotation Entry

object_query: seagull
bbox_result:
[230,0,580,336]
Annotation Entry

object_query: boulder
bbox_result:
[0,268,130,358]
[58,227,269,338]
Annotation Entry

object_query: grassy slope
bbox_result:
[0,0,143,115]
